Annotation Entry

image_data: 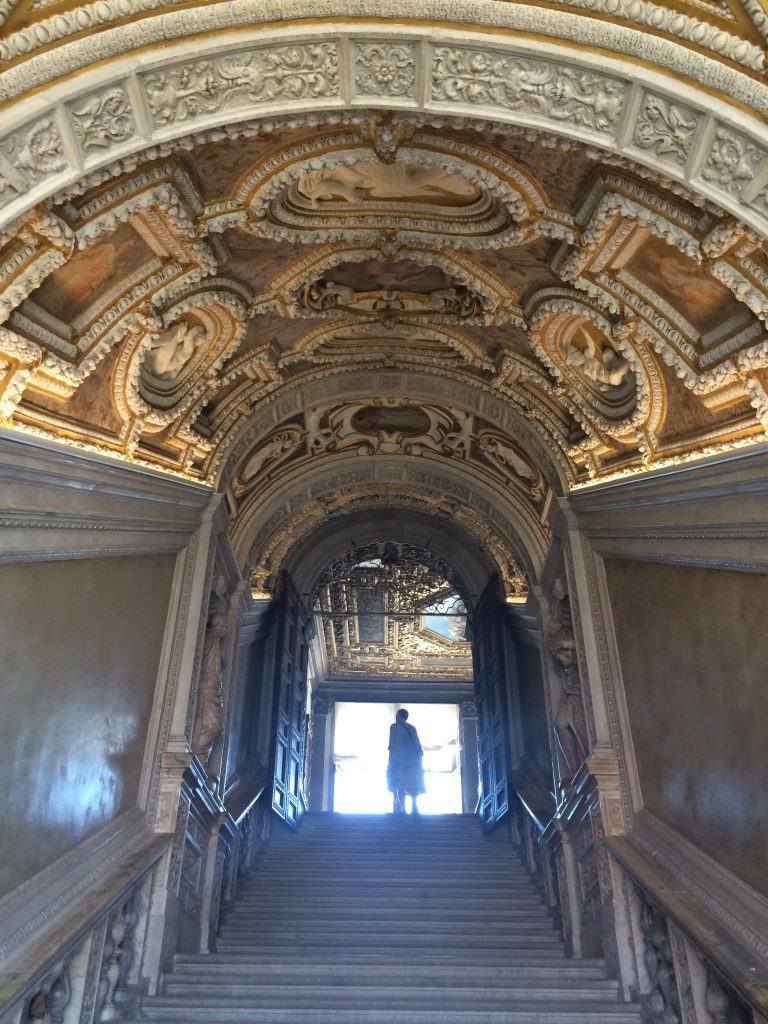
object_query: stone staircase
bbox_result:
[138,812,641,1023]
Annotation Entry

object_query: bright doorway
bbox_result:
[332,702,463,814]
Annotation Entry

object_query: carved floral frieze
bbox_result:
[631,94,702,168]
[431,48,627,138]
[68,88,136,155]
[143,45,340,128]
[353,42,417,100]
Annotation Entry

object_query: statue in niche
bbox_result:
[192,575,229,777]
[547,578,589,781]
[145,321,207,379]
[564,327,631,391]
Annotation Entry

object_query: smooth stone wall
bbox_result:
[604,558,768,898]
[0,552,175,899]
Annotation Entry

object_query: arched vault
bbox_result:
[0,1,767,582]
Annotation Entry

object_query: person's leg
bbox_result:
[409,793,420,816]
[393,788,406,814]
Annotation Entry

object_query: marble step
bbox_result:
[219,922,560,940]
[140,815,641,1024]
[214,938,565,955]
[134,1004,641,1023]
[233,893,545,907]
[223,908,551,925]
[176,948,582,965]
[171,958,615,982]
[161,980,622,1002]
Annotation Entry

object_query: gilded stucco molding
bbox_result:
[0,24,768,239]
[264,244,507,326]
[251,484,529,601]
[277,320,494,374]
[231,139,541,250]
[0,0,762,90]
[212,365,571,491]
[234,455,544,582]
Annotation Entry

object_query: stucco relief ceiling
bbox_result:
[1,0,768,593]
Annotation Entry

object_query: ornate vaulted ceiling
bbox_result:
[1,0,767,597]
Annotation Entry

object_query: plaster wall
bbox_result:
[604,557,768,898]
[0,552,175,899]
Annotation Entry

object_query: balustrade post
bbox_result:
[47,970,71,1024]
[25,959,72,1024]
[96,896,137,1023]
[638,896,682,1024]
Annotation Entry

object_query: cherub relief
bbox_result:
[145,322,207,379]
[564,327,631,391]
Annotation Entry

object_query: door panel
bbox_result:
[271,575,311,828]
[471,577,514,830]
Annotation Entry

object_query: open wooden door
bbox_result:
[271,575,311,828]
[470,576,513,830]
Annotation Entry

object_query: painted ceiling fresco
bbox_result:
[1,55,767,597]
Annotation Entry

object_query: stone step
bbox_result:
[161,980,621,1002]
[178,948,583,965]
[214,936,564,954]
[140,815,641,1024]
[233,893,545,907]
[134,1004,641,1023]
[219,923,560,941]
[238,879,539,892]
[170,960,615,983]
[247,862,530,874]
[223,909,551,925]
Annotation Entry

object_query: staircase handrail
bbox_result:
[512,783,768,1022]
[0,827,169,1024]
[608,815,768,1022]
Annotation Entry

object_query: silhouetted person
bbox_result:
[387,708,425,815]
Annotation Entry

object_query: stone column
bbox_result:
[459,700,479,815]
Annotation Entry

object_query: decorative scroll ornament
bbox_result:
[143,45,340,127]
[632,94,702,167]
[302,277,486,325]
[431,49,627,135]
[354,42,417,99]
[69,88,135,152]
[307,399,472,458]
